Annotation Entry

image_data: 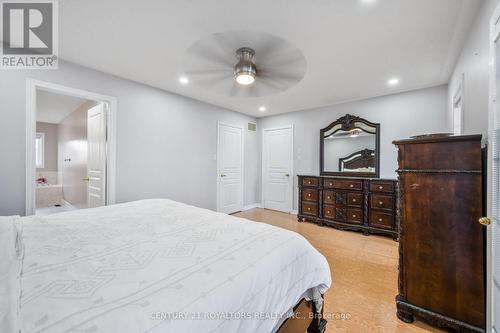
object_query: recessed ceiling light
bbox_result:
[388,78,400,86]
[259,106,266,112]
[179,76,189,85]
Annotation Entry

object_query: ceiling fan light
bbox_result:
[234,47,257,85]
[236,73,255,85]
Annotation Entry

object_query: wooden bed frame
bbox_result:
[276,297,327,333]
[338,148,375,172]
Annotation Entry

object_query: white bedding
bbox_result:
[0,216,22,333]
[4,199,331,333]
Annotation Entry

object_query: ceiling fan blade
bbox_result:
[184,31,306,98]
[249,83,271,98]
[256,77,287,91]
[184,68,232,76]
[259,52,306,69]
[192,74,234,90]
[259,69,304,84]
[254,37,288,60]
[229,81,240,97]
[186,42,233,68]
[212,33,239,58]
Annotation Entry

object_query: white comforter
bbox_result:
[4,199,331,333]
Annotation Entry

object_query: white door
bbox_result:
[262,126,293,213]
[490,7,500,332]
[217,122,243,214]
[87,103,107,208]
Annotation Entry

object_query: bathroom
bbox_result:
[35,90,100,215]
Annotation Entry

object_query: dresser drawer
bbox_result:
[323,190,335,205]
[347,192,363,207]
[323,204,335,219]
[347,208,363,224]
[369,211,395,230]
[370,194,394,210]
[324,179,362,191]
[370,181,395,193]
[323,206,347,222]
[302,202,318,216]
[302,188,318,202]
[302,177,319,187]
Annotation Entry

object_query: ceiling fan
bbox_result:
[182,31,307,98]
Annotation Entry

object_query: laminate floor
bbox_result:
[234,208,446,333]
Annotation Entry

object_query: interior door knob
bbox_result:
[83,177,90,182]
[478,217,491,226]
[220,174,227,177]
[285,174,290,177]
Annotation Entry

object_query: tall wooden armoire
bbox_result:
[393,134,486,333]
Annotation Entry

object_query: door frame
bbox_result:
[261,125,294,214]
[25,79,117,216]
[488,4,500,332]
[216,121,244,213]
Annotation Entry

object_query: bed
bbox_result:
[1,199,331,333]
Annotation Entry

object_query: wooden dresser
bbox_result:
[393,134,485,332]
[297,175,398,239]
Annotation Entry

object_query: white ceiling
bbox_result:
[58,0,481,117]
[36,90,87,124]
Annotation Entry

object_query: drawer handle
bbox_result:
[378,218,383,222]
[349,184,354,188]
[307,193,312,197]
[352,199,357,202]
[379,201,384,205]
[327,196,331,199]
[327,210,331,214]
[329,182,333,186]
[308,181,311,185]
[307,207,311,211]
[379,186,384,190]
[352,214,356,218]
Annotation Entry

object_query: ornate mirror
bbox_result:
[320,114,380,177]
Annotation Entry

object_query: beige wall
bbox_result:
[58,100,98,208]
[36,122,58,172]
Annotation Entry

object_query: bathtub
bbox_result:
[36,183,63,208]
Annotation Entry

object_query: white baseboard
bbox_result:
[291,209,298,215]
[243,203,262,211]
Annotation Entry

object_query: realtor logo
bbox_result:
[1,0,58,69]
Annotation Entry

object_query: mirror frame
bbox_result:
[320,114,380,178]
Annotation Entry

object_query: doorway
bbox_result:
[216,122,244,214]
[262,125,293,213]
[26,79,117,216]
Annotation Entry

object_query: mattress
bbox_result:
[3,199,331,333]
